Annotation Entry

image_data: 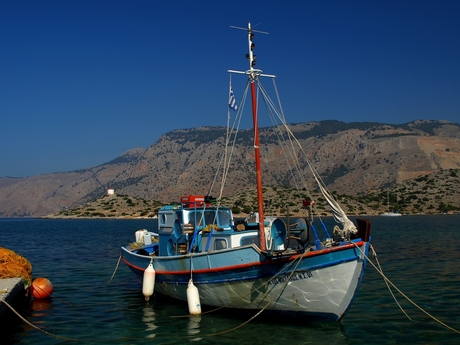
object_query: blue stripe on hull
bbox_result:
[122,241,364,285]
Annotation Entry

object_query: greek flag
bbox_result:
[228,87,238,111]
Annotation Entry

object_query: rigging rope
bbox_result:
[254,77,355,234]
[211,79,250,201]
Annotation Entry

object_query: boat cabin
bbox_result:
[156,196,287,256]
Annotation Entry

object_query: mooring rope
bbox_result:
[1,299,81,342]
[1,254,131,344]
[171,247,309,319]
[21,255,122,309]
[369,245,413,321]
[6,241,458,342]
[350,241,460,335]
[208,249,308,336]
[31,283,75,308]
[24,254,123,309]
[107,255,122,286]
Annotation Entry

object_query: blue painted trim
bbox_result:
[154,253,361,285]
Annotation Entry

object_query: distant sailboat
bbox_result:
[381,189,402,216]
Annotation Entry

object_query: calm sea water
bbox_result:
[1,215,460,344]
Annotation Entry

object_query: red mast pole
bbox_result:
[247,23,266,251]
[250,80,266,251]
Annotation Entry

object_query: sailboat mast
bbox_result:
[247,22,266,251]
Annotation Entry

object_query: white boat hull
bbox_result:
[122,240,369,320]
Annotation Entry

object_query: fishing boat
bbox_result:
[121,23,371,321]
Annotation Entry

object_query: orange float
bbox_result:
[31,277,54,299]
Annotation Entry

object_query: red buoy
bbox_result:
[31,277,53,299]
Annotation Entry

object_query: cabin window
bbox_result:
[188,209,232,228]
[217,210,231,227]
[214,239,228,250]
[188,212,207,226]
[160,213,167,225]
[241,236,258,246]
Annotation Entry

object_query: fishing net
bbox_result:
[0,247,33,286]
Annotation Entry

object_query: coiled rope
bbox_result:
[0,247,32,286]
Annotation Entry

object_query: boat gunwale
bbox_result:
[121,240,366,276]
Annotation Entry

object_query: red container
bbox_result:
[180,195,206,207]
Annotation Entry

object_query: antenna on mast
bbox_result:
[229,24,269,35]
[228,22,275,78]
[230,22,268,75]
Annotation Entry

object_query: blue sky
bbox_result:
[1,1,459,178]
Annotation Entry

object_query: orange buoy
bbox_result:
[31,277,53,299]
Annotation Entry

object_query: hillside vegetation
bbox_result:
[48,168,459,218]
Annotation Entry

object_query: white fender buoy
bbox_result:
[186,279,201,315]
[142,262,155,301]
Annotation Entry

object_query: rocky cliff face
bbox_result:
[1,120,459,217]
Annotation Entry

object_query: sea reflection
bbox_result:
[188,314,202,341]
[142,306,157,338]
[29,298,53,320]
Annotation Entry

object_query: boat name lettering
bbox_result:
[268,271,313,285]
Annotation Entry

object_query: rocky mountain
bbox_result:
[45,168,459,219]
[1,120,459,218]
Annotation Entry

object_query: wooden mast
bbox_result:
[247,22,266,251]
